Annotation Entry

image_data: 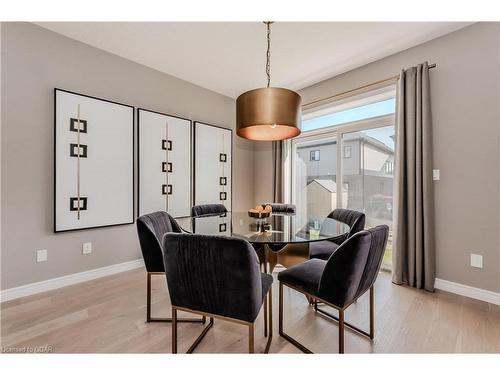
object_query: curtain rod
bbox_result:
[302,63,436,108]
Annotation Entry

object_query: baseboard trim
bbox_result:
[434,278,500,306]
[0,259,145,303]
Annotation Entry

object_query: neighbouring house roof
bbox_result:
[297,133,394,155]
[307,179,346,193]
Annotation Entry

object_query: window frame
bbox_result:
[309,150,321,161]
[344,145,352,159]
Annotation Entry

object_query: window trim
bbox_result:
[344,145,352,159]
[309,150,320,161]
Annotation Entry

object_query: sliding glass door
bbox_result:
[292,134,339,225]
[287,86,396,270]
[341,126,395,269]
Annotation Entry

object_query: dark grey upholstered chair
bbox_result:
[191,204,228,217]
[163,233,274,353]
[309,208,366,261]
[136,211,205,324]
[261,203,296,214]
[278,225,389,353]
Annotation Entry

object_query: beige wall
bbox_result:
[254,22,500,292]
[0,22,255,290]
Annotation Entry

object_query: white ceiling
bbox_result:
[37,22,472,98]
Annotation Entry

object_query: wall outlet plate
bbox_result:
[37,249,48,262]
[433,169,440,181]
[470,253,483,268]
[82,242,92,255]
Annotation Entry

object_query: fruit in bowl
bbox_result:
[248,205,272,218]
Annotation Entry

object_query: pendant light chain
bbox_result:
[266,21,271,88]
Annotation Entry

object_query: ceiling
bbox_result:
[37,22,472,98]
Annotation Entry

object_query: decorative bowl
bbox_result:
[248,210,271,219]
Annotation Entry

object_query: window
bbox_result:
[310,150,320,161]
[302,86,396,132]
[286,85,396,271]
[385,161,394,174]
[344,145,352,158]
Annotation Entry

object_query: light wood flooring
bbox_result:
[1,268,499,353]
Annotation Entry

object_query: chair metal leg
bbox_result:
[314,288,374,340]
[147,272,205,323]
[249,323,255,353]
[339,309,345,354]
[186,318,214,353]
[172,307,177,354]
[264,291,268,337]
[278,282,313,353]
[280,282,375,353]
[369,286,374,339]
[264,289,273,353]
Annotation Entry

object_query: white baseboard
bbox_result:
[0,259,145,303]
[434,278,500,305]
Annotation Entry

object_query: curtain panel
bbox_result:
[393,62,436,292]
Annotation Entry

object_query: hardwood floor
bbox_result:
[1,268,499,353]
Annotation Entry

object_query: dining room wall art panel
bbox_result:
[194,122,232,210]
[138,108,192,218]
[54,89,134,232]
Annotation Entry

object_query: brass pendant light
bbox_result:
[236,22,301,141]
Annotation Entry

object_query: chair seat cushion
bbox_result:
[277,259,326,295]
[261,273,273,300]
[309,240,339,260]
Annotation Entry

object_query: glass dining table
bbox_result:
[178,211,350,272]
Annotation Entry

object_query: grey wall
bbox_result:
[1,22,255,290]
[254,22,500,293]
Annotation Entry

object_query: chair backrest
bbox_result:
[328,208,365,239]
[262,203,296,214]
[137,211,182,272]
[318,225,389,308]
[162,233,263,323]
[191,204,228,217]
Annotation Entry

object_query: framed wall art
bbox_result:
[194,121,232,211]
[54,88,134,232]
[138,108,192,218]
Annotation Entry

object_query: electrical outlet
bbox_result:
[433,169,440,181]
[470,253,483,269]
[82,242,92,255]
[37,249,48,263]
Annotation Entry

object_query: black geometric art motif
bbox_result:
[70,118,88,133]
[162,184,173,195]
[220,177,227,185]
[69,197,88,211]
[219,223,227,232]
[220,192,227,200]
[219,153,227,162]
[162,162,173,173]
[162,140,172,151]
[70,143,88,158]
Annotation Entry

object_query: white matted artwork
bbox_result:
[138,109,192,218]
[194,122,232,210]
[54,89,134,232]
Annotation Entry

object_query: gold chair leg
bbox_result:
[339,309,345,354]
[147,272,205,323]
[172,307,177,354]
[278,282,313,353]
[264,289,273,353]
[186,318,214,353]
[264,292,268,337]
[369,286,374,339]
[249,323,255,353]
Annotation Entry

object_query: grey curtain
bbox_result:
[393,62,435,292]
[272,140,283,203]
